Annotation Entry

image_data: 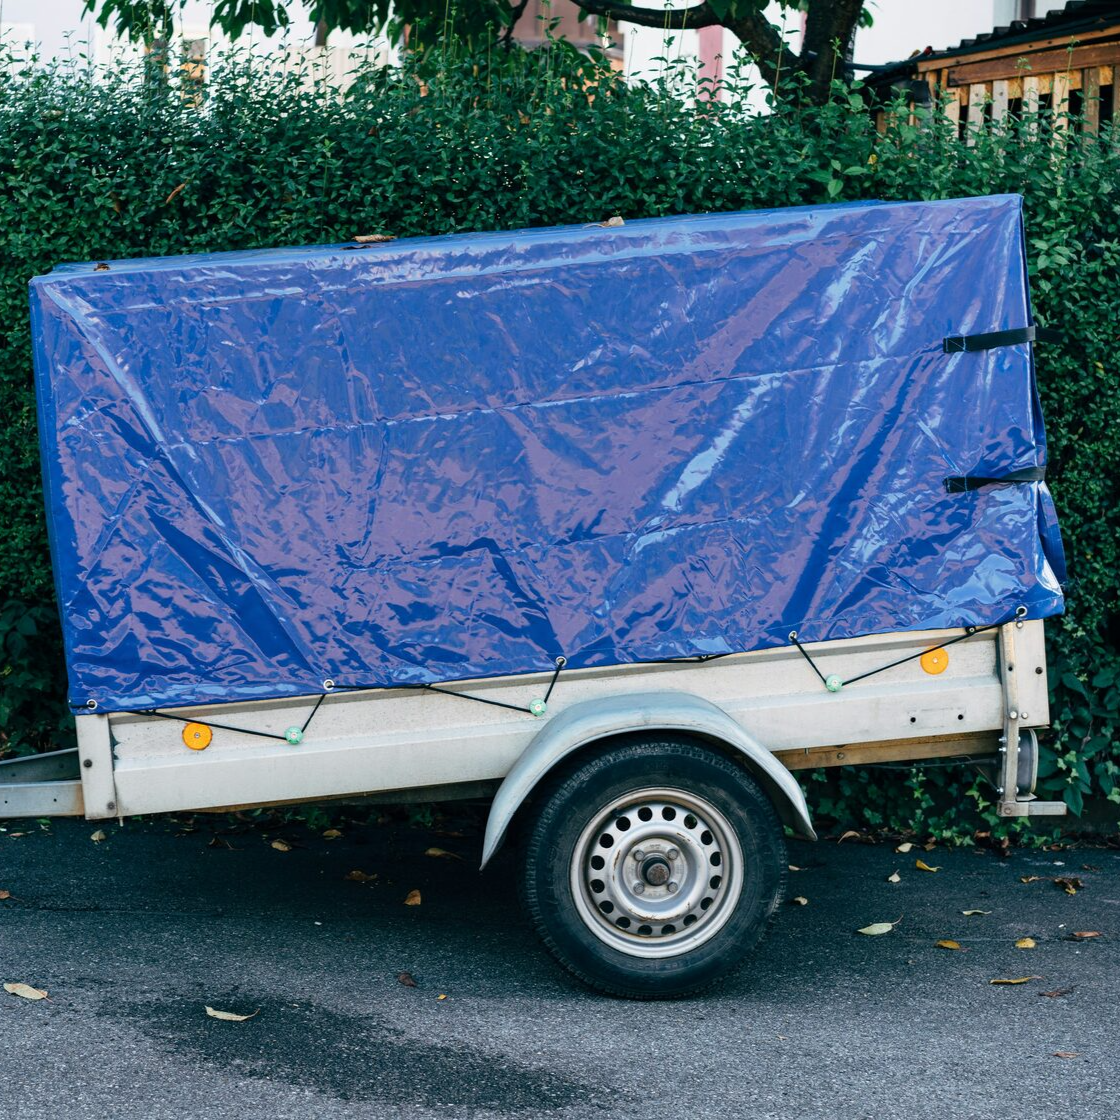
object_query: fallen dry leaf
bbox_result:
[164,182,186,205]
[895,842,914,853]
[790,896,808,906]
[4,982,48,1001]
[345,869,378,883]
[352,233,396,243]
[858,917,902,936]
[989,976,1042,985]
[270,839,292,852]
[915,859,941,873]
[8,832,26,838]
[837,830,860,843]
[1021,875,1083,894]
[1081,864,1101,872]
[788,864,804,872]
[424,847,464,861]
[1016,937,1037,950]
[322,829,342,840]
[205,1006,259,1022]
[598,215,625,228]
[1071,931,1100,940]
[437,993,448,1000]
[404,889,422,906]
[936,940,963,950]
[90,830,107,843]
[0,889,11,900]
[208,836,238,851]
[1052,1051,1079,1060]
[397,971,418,988]
[887,870,901,883]
[1040,987,1074,998]
[962,910,991,916]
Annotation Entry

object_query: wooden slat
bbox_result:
[1084,68,1101,133]
[916,25,1120,73]
[1053,70,1071,130]
[991,78,1010,122]
[966,81,987,140]
[775,733,998,772]
[935,38,1120,84]
[944,91,961,129]
[1023,75,1041,137]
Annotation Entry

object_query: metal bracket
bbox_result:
[995,623,1066,819]
[996,799,1068,818]
[0,748,84,817]
[76,713,118,819]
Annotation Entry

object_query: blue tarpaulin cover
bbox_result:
[31,194,1065,714]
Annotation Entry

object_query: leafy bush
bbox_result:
[0,45,1115,836]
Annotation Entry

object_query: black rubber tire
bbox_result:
[519,737,787,999]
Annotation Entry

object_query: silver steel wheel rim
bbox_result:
[570,786,744,959]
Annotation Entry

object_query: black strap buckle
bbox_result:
[943,326,1062,354]
[944,465,1046,493]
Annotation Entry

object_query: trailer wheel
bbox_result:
[520,737,787,999]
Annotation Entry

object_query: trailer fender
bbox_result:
[480,691,815,869]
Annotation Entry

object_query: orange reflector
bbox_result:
[920,648,949,675]
[183,722,212,750]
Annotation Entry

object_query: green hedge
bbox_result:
[1,46,1116,836]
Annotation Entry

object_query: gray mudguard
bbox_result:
[480,691,815,868]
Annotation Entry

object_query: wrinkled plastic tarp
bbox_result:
[31,194,1065,713]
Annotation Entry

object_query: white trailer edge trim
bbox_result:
[479,691,816,869]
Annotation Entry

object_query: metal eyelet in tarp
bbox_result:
[30,194,1065,713]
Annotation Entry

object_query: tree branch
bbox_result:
[501,0,531,47]
[568,0,720,32]
[724,8,798,91]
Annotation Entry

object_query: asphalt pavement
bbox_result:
[2,810,1118,1120]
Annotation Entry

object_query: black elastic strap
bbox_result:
[788,631,829,687]
[944,465,1046,493]
[943,325,1062,353]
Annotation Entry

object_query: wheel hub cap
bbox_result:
[570,787,745,959]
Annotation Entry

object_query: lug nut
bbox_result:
[668,848,679,860]
[633,882,645,895]
[667,882,678,893]
[632,849,645,862]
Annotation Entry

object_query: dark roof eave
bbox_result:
[862,2,1120,87]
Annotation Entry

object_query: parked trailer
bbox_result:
[5,195,1066,997]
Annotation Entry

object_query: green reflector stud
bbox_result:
[529,698,547,718]
[285,726,304,745]
[825,675,843,693]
